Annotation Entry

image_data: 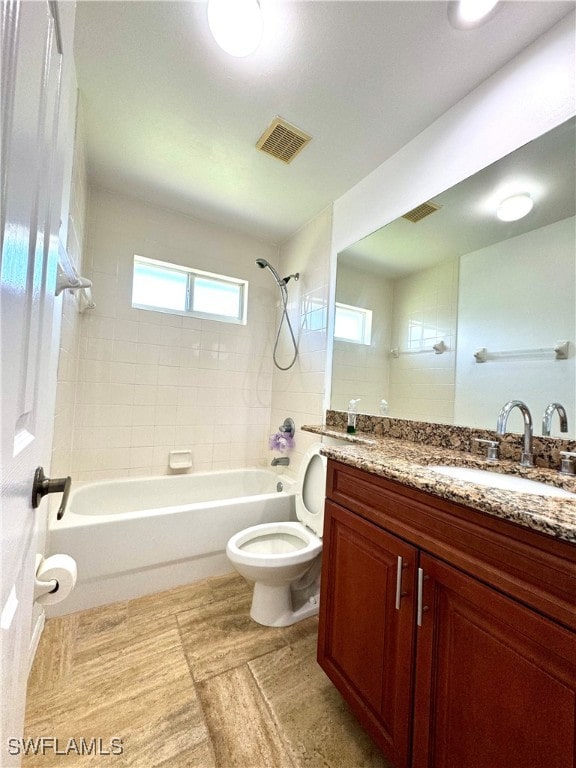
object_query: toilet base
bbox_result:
[250,582,320,627]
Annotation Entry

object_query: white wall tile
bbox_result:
[53,188,329,479]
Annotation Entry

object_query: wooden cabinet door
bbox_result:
[413,553,576,768]
[318,500,418,768]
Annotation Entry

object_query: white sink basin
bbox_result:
[428,466,576,499]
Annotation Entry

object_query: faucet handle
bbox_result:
[559,451,576,475]
[474,438,500,462]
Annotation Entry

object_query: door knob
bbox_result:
[31,467,72,520]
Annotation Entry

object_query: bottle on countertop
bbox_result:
[347,399,361,434]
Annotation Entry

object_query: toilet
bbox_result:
[226,443,327,627]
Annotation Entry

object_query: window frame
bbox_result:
[132,255,248,325]
[334,301,373,345]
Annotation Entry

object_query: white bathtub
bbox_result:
[47,469,296,616]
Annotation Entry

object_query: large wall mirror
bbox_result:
[332,117,576,438]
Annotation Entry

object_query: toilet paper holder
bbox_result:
[34,554,58,600]
[34,554,77,605]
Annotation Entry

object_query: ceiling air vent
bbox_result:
[402,201,442,223]
[256,117,312,164]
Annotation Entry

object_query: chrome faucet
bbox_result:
[541,402,568,437]
[496,400,534,467]
[271,456,290,467]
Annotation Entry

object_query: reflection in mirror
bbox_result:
[332,118,576,438]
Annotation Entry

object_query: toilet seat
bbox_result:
[226,521,322,569]
[295,444,327,536]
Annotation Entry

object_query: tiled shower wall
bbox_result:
[271,207,333,478]
[59,188,280,481]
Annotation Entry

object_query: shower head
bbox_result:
[254,258,286,288]
[255,259,300,289]
[255,260,299,370]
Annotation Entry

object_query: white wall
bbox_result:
[65,188,279,480]
[332,13,575,254]
[51,97,88,479]
[389,258,458,424]
[455,217,575,436]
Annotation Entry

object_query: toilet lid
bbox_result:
[295,443,327,537]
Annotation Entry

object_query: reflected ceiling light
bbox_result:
[496,194,534,222]
[448,0,500,29]
[207,0,263,57]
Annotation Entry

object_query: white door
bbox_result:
[1,1,67,763]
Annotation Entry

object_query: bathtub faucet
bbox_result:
[271,457,290,467]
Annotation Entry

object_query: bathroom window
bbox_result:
[132,256,247,324]
[334,302,372,345]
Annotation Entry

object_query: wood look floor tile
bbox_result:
[197,665,296,768]
[249,634,390,768]
[177,590,287,682]
[24,575,387,768]
[127,578,214,627]
[280,615,319,645]
[23,678,213,768]
[72,600,129,662]
[71,620,185,693]
[24,626,212,768]
[27,613,79,696]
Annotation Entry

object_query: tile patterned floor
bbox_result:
[23,573,389,768]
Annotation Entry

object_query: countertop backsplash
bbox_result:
[324,410,576,470]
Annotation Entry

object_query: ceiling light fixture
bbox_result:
[207,0,263,57]
[496,194,534,222]
[448,0,500,30]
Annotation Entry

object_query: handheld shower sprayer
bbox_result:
[255,258,299,370]
[255,258,299,288]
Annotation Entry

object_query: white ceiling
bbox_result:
[340,117,576,277]
[73,1,574,245]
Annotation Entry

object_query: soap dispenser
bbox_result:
[347,399,361,434]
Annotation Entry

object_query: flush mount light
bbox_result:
[496,194,534,222]
[207,0,263,57]
[448,0,500,30]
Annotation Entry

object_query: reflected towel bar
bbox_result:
[474,341,569,363]
[390,340,447,358]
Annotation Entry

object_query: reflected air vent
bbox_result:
[402,201,441,223]
[256,117,312,164]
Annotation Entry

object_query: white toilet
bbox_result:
[226,443,327,627]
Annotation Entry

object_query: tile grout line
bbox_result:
[173,602,219,768]
[245,660,301,768]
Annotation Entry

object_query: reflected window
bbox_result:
[334,302,372,345]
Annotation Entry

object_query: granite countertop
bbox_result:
[303,425,576,544]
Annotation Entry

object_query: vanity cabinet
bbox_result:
[317,460,576,768]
